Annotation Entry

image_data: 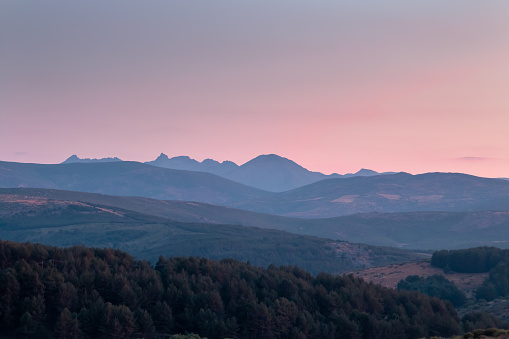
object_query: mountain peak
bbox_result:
[156,153,169,161]
[61,155,122,164]
[355,168,379,176]
[245,154,297,166]
[202,158,220,165]
[62,155,80,163]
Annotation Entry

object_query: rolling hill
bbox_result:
[2,188,509,250]
[4,161,509,219]
[231,172,509,217]
[0,190,423,274]
[0,160,272,205]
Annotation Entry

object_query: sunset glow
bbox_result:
[1,1,508,177]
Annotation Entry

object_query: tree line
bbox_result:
[396,274,466,307]
[0,240,491,338]
[431,247,509,301]
[431,247,509,273]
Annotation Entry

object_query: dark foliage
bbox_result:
[397,275,466,307]
[0,240,464,338]
[462,312,507,333]
[476,262,509,301]
[430,247,509,301]
[431,247,509,273]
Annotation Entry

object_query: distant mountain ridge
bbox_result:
[62,154,122,163]
[145,153,389,191]
[0,160,271,205]
[146,153,239,177]
[62,153,391,191]
[2,161,509,219]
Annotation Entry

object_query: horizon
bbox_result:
[1,1,508,178]
[4,152,509,179]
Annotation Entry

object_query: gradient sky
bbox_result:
[1,1,509,177]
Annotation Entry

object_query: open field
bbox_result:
[351,260,488,298]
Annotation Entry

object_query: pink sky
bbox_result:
[1,1,509,177]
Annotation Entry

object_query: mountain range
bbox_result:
[0,160,270,205]
[231,172,509,217]
[61,154,122,163]
[63,153,388,192]
[3,160,509,218]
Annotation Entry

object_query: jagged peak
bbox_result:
[61,155,122,164]
[155,153,169,160]
[64,154,80,161]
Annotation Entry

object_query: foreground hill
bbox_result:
[0,190,423,274]
[2,188,509,250]
[0,240,466,338]
[232,172,509,217]
[0,160,271,205]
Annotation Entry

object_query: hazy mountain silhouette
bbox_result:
[60,153,389,191]
[3,161,509,218]
[146,153,239,177]
[62,154,122,163]
[345,168,380,177]
[0,160,271,204]
[224,154,328,192]
[147,153,388,191]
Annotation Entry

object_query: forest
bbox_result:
[431,247,509,301]
[0,240,485,338]
[396,275,466,307]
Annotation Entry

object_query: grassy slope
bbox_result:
[2,188,509,250]
[0,194,423,274]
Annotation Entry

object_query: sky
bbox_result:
[1,1,509,177]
